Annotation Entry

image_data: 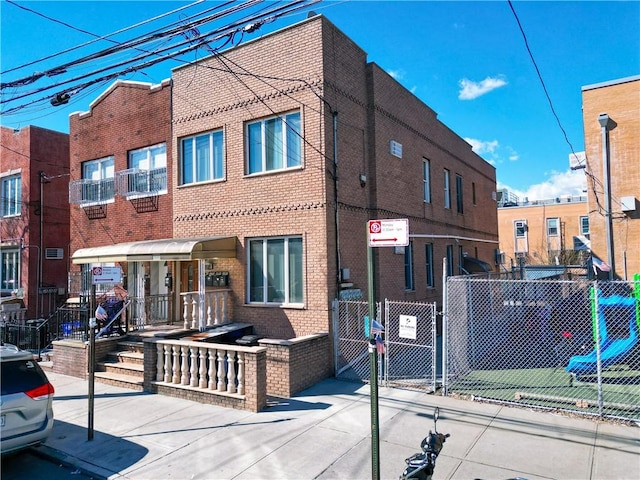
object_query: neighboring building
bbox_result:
[497,190,589,269]
[582,75,640,280]
[68,15,498,392]
[68,79,173,321]
[0,126,70,320]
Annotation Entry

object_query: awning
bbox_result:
[72,236,237,264]
[463,256,493,273]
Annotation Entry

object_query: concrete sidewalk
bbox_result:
[38,372,639,480]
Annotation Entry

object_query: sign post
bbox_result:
[366,218,409,480]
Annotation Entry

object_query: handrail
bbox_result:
[96,299,131,338]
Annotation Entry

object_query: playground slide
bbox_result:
[565,331,637,375]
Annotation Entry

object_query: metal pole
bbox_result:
[88,284,96,441]
[594,282,603,417]
[598,113,617,280]
[441,256,448,396]
[367,243,380,480]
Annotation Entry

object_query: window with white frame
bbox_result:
[1,174,21,217]
[181,131,224,185]
[444,169,451,209]
[422,158,431,203]
[82,156,115,203]
[515,220,527,238]
[580,216,590,236]
[248,236,303,305]
[128,143,167,194]
[546,218,559,237]
[425,243,434,288]
[1,249,20,291]
[404,241,414,291]
[246,111,301,174]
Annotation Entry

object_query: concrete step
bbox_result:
[98,360,144,378]
[116,340,144,354]
[108,350,144,365]
[94,371,144,391]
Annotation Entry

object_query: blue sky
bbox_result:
[1,1,639,200]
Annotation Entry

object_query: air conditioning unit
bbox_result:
[45,248,64,260]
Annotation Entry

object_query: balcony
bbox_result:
[116,167,167,199]
[69,177,115,206]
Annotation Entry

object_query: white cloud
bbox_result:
[498,169,587,202]
[458,76,507,100]
[465,137,499,155]
[387,69,405,81]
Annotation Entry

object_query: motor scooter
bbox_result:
[399,407,450,480]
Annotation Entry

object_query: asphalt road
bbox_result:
[1,448,100,480]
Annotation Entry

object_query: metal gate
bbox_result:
[333,299,437,392]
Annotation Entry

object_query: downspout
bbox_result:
[333,110,341,294]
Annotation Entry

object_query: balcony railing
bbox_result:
[116,167,167,199]
[69,177,115,205]
[69,167,167,205]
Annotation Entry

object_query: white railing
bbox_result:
[115,167,167,199]
[154,340,246,396]
[180,290,229,330]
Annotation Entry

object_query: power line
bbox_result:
[1,0,318,115]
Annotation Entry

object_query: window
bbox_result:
[422,159,431,203]
[127,143,167,194]
[181,131,224,185]
[472,182,477,205]
[515,220,527,238]
[580,216,590,236]
[1,174,21,217]
[547,218,559,237]
[248,236,303,305]
[456,174,463,214]
[458,245,464,274]
[446,245,454,276]
[247,112,301,174]
[1,249,20,291]
[404,241,414,291]
[443,169,451,209]
[425,243,434,288]
[82,156,115,203]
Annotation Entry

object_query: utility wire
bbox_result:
[1,1,315,113]
[1,0,255,89]
[507,0,620,215]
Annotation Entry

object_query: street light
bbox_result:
[598,113,617,280]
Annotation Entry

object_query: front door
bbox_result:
[180,261,198,293]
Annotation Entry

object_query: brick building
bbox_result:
[68,79,173,319]
[582,75,640,280]
[0,125,70,319]
[497,191,589,269]
[67,15,497,394]
[169,14,497,338]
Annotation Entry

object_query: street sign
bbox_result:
[368,218,409,247]
[91,266,122,285]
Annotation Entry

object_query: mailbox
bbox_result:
[205,271,229,287]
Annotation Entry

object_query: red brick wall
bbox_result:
[1,126,69,318]
[68,80,173,259]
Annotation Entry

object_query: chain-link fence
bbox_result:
[333,299,437,392]
[444,276,640,422]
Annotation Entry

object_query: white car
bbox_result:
[0,344,55,455]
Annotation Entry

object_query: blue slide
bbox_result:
[566,296,638,376]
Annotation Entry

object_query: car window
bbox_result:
[1,359,49,395]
